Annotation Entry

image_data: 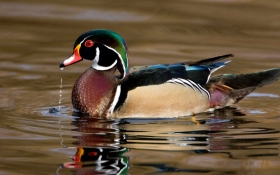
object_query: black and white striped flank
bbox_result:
[167,78,210,99]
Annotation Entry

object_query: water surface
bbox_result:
[1,0,280,174]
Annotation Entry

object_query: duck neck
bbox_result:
[72,67,119,117]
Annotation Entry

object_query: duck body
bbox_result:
[71,63,213,118]
[114,82,210,118]
[60,29,280,118]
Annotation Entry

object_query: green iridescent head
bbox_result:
[60,29,129,80]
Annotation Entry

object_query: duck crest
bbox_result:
[72,67,118,117]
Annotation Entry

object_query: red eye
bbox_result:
[84,40,94,47]
[88,152,98,156]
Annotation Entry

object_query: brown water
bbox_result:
[1,0,280,174]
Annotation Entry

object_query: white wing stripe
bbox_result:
[168,79,184,86]
[181,79,203,94]
[167,78,210,98]
[179,79,197,91]
[197,83,210,98]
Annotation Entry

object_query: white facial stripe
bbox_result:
[79,36,127,78]
[79,34,128,70]
[92,47,118,70]
[103,45,126,78]
[94,46,100,62]
[80,35,93,45]
[109,85,121,114]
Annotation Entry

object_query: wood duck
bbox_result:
[60,29,280,118]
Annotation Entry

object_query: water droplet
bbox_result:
[59,78,63,110]
[60,67,64,70]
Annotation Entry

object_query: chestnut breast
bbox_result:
[72,67,118,117]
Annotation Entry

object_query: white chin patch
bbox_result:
[92,47,118,70]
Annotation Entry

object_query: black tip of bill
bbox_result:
[60,63,65,70]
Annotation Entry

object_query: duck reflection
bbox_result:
[61,107,280,174]
[62,115,129,174]
[63,147,129,175]
[71,118,121,147]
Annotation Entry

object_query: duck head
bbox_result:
[60,29,129,80]
[60,29,130,117]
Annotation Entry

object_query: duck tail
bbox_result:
[207,68,280,108]
[187,54,234,66]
